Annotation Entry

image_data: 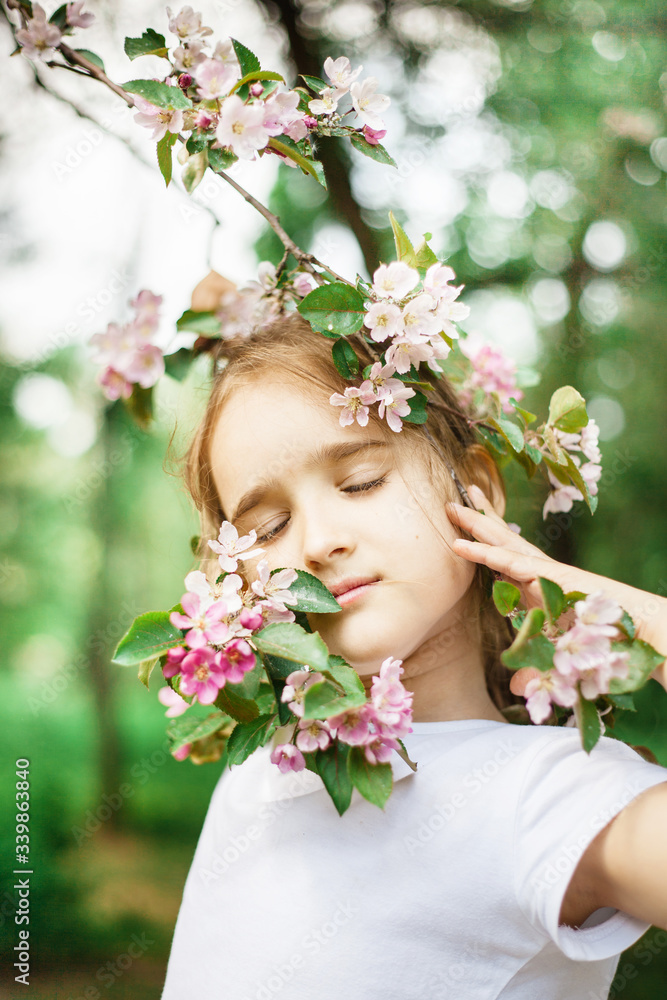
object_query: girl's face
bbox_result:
[209,380,476,675]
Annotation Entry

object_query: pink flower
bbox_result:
[281,669,323,718]
[385,334,436,375]
[522,669,578,724]
[349,77,390,130]
[215,95,270,160]
[172,40,207,72]
[574,591,623,631]
[363,125,387,145]
[364,734,399,765]
[16,5,63,60]
[166,5,213,39]
[172,743,192,761]
[364,300,403,342]
[158,686,190,718]
[359,361,402,401]
[270,743,306,773]
[401,294,439,338]
[193,108,216,130]
[208,521,264,572]
[304,115,318,129]
[291,272,316,297]
[194,57,237,100]
[542,484,584,519]
[553,623,611,677]
[239,607,264,631]
[179,647,227,704]
[217,639,255,684]
[212,38,240,70]
[251,561,298,614]
[371,261,419,301]
[97,367,133,401]
[170,592,229,649]
[377,384,415,433]
[580,461,602,497]
[131,290,162,335]
[460,342,522,414]
[579,650,630,700]
[328,705,373,745]
[123,344,165,389]
[163,646,187,678]
[262,91,307,141]
[308,88,338,117]
[422,263,457,299]
[509,666,542,698]
[89,322,140,369]
[66,3,94,28]
[370,656,413,738]
[323,56,362,97]
[433,288,469,338]
[329,386,376,428]
[133,97,184,142]
[296,719,332,752]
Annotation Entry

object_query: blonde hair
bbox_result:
[184,313,522,712]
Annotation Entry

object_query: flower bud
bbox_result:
[250,82,264,97]
[304,115,318,129]
[194,108,215,130]
[239,607,263,631]
[178,73,193,90]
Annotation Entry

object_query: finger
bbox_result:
[467,484,505,524]
[451,537,557,583]
[446,502,530,551]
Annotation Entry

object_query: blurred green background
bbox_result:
[1,0,667,996]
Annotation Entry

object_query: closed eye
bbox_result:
[255,477,388,543]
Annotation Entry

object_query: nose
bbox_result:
[297,498,355,571]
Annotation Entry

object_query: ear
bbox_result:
[461,443,506,518]
[190,270,237,311]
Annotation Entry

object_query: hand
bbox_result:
[445,485,667,687]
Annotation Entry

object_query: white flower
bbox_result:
[194,57,238,100]
[208,522,264,572]
[423,263,457,300]
[251,561,298,614]
[323,56,362,97]
[16,4,63,61]
[172,39,207,71]
[371,261,419,300]
[66,3,94,29]
[215,95,270,160]
[385,335,436,375]
[580,419,602,463]
[213,38,240,70]
[401,293,440,339]
[363,301,404,342]
[166,6,213,39]
[349,77,390,130]
[308,88,338,117]
[133,97,184,142]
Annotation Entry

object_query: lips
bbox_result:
[329,576,379,603]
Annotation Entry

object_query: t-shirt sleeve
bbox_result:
[513,729,667,961]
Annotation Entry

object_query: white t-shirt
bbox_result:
[161,719,667,1000]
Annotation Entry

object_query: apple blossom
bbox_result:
[251,561,298,614]
[377,384,416,432]
[170,592,229,649]
[323,56,363,96]
[385,335,436,375]
[422,263,457,299]
[213,38,240,69]
[459,342,522,415]
[329,386,375,428]
[208,521,264,572]
[16,5,63,61]
[97,367,133,401]
[327,705,373,745]
[370,656,413,738]
[363,301,404,342]
[123,344,165,389]
[195,57,238,100]
[270,743,305,773]
[359,361,403,401]
[166,5,213,39]
[131,290,162,333]
[163,645,187,678]
[66,3,95,29]
[296,719,332,753]
[281,669,323,717]
[133,97,184,142]
[262,91,307,141]
[363,125,387,145]
[215,95,271,160]
[179,647,227,705]
[575,591,624,630]
[521,669,579,724]
[239,607,264,631]
[401,294,440,339]
[579,419,601,463]
[371,261,419,300]
[172,743,192,762]
[172,39,207,72]
[291,272,316,297]
[364,735,400,765]
[308,88,339,117]
[158,686,190,718]
[349,77,390,130]
[217,639,256,684]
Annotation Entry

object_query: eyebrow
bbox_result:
[230,441,389,523]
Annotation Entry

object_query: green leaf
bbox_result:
[74,49,106,72]
[123,79,192,110]
[301,658,367,721]
[608,692,636,712]
[489,415,525,453]
[608,639,665,694]
[214,686,259,723]
[349,132,396,167]
[167,711,230,752]
[182,148,208,193]
[411,237,439,270]
[617,610,636,640]
[314,743,353,816]
[300,74,327,93]
[402,389,428,425]
[575,695,603,754]
[164,348,192,381]
[124,384,153,428]
[525,443,543,465]
[267,137,327,187]
[156,132,176,187]
[112,611,183,666]
[124,29,168,61]
[331,338,360,379]
[208,147,238,172]
[348,747,393,808]
[478,424,508,457]
[493,581,521,616]
[49,4,68,30]
[501,608,555,673]
[538,577,566,624]
[280,568,342,614]
[389,211,415,262]
[231,38,260,76]
[544,428,568,466]
[226,714,277,767]
[297,282,365,337]
[230,69,284,94]
[227,651,262,701]
[253,622,330,673]
[509,398,537,426]
[547,386,588,433]
[562,451,597,514]
[176,308,221,335]
[138,655,160,689]
[564,590,587,607]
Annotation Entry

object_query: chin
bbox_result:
[310,614,417,677]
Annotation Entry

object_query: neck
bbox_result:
[399,617,509,725]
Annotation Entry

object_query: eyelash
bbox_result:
[255,477,388,544]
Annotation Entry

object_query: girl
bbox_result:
[161,313,667,1000]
